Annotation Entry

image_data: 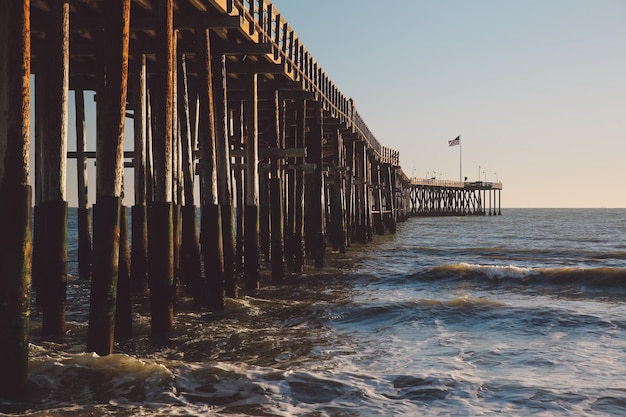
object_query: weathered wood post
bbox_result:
[32,68,44,305]
[243,71,260,288]
[39,0,69,338]
[197,27,226,309]
[212,48,237,298]
[345,137,355,244]
[172,33,182,298]
[87,0,130,355]
[260,161,271,263]
[365,151,374,241]
[270,90,285,281]
[0,0,32,398]
[75,89,92,281]
[292,98,306,272]
[115,200,132,339]
[329,128,346,253]
[147,0,175,337]
[177,54,204,305]
[385,164,397,233]
[131,54,149,294]
[354,141,367,244]
[498,189,502,215]
[306,101,325,267]
[233,102,245,273]
[373,161,384,235]
[284,100,296,267]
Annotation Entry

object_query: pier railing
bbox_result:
[227,0,398,164]
[410,178,503,190]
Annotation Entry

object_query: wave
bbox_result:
[418,263,626,290]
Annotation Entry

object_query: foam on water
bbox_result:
[3,208,626,416]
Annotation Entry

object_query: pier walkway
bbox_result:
[0,0,502,397]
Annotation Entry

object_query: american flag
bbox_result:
[448,136,460,146]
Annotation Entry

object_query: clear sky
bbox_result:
[273,0,626,208]
[57,0,625,208]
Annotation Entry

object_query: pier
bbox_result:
[0,0,502,398]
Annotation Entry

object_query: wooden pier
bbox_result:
[407,178,503,216]
[0,0,502,398]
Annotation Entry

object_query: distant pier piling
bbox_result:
[0,0,503,399]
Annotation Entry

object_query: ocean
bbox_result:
[2,208,626,416]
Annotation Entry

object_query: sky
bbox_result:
[272,0,626,208]
[56,0,626,208]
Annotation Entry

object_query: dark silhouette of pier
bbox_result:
[0,0,502,398]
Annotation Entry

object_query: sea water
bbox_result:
[2,208,626,416]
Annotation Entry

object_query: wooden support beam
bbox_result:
[147,0,175,337]
[130,54,148,293]
[197,27,226,309]
[328,128,347,253]
[306,100,325,267]
[0,0,32,400]
[279,90,316,102]
[39,0,69,339]
[48,13,243,32]
[87,0,130,356]
[227,61,287,75]
[243,70,260,289]
[270,89,285,281]
[229,147,306,159]
[292,98,306,272]
[177,54,203,305]
[74,89,92,282]
[212,43,237,298]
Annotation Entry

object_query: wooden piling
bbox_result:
[0,0,32,399]
[329,129,347,253]
[197,27,226,309]
[75,89,92,281]
[232,102,245,273]
[147,0,175,336]
[373,163,384,236]
[212,49,237,298]
[172,34,182,299]
[131,55,148,294]
[270,90,285,281]
[355,141,368,244]
[244,71,261,289]
[177,54,204,305]
[306,101,325,267]
[32,70,44,304]
[345,138,356,244]
[284,100,296,268]
[260,166,271,264]
[39,0,69,338]
[87,0,130,355]
[115,203,132,339]
[385,164,397,233]
[292,99,306,272]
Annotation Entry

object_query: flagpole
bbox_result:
[459,135,462,183]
